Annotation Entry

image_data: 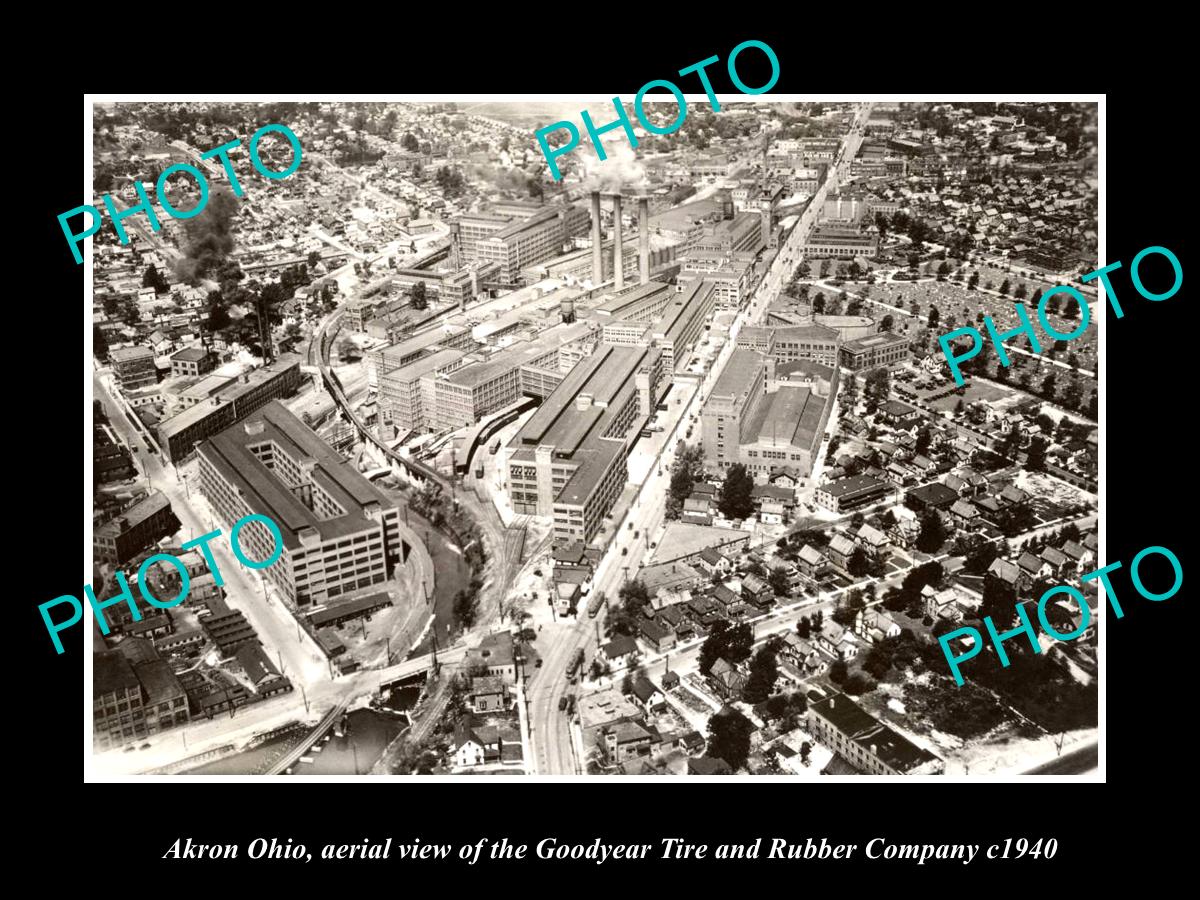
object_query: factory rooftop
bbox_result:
[709,348,765,401]
[197,400,397,549]
[509,343,657,506]
[158,354,302,441]
[744,386,828,449]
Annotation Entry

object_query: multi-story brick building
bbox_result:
[169,346,217,378]
[808,693,942,775]
[93,650,147,750]
[94,491,179,567]
[196,401,406,608]
[110,346,157,391]
[701,350,836,484]
[157,354,303,463]
[838,332,911,371]
[505,344,664,548]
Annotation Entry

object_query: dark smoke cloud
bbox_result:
[173,186,240,284]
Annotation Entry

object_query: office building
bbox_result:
[691,212,764,257]
[110,346,157,391]
[808,693,942,775]
[94,491,180,567]
[815,474,892,512]
[803,227,879,259]
[506,344,664,547]
[454,202,590,284]
[169,347,217,378]
[156,354,303,463]
[839,332,911,371]
[701,350,835,484]
[93,650,148,751]
[736,323,841,367]
[196,401,406,608]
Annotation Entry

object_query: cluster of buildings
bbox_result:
[93,541,294,751]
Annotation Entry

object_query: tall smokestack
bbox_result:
[612,193,624,291]
[590,192,603,286]
[638,196,650,285]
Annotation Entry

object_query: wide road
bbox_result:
[525,106,875,773]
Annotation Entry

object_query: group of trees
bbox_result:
[717,464,755,521]
[608,579,651,638]
[434,166,466,198]
[698,620,753,675]
[666,445,706,520]
[741,638,782,704]
[707,705,753,771]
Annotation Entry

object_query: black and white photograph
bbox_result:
[77,96,1107,780]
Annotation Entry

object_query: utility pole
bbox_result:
[300,684,310,714]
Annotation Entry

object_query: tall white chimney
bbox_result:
[612,193,624,291]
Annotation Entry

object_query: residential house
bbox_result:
[854,608,900,644]
[1061,540,1095,574]
[797,544,825,579]
[827,533,857,570]
[467,631,518,683]
[949,498,981,527]
[987,557,1022,589]
[1017,551,1055,586]
[600,717,659,764]
[855,523,891,560]
[688,755,734,775]
[1038,545,1072,579]
[816,620,859,661]
[637,617,676,653]
[467,676,511,714]
[741,574,772,606]
[708,658,747,699]
[628,676,667,713]
[601,636,640,667]
[452,716,521,767]
[696,547,732,578]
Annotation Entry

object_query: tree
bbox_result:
[143,264,169,294]
[1026,436,1047,472]
[927,306,940,329]
[981,576,1017,627]
[880,314,894,332]
[812,293,826,314]
[410,281,428,310]
[819,258,832,278]
[699,621,732,675]
[742,643,779,704]
[847,547,870,577]
[1014,283,1028,300]
[916,509,948,553]
[833,588,866,626]
[1041,372,1057,399]
[967,271,980,291]
[718,464,755,521]
[797,616,811,638]
[402,132,419,152]
[452,588,479,629]
[93,324,109,359]
[610,579,650,636]
[964,541,999,575]
[999,278,1011,296]
[829,659,848,684]
[768,567,790,597]
[915,427,932,456]
[936,261,951,281]
[707,706,753,771]
[307,250,321,268]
